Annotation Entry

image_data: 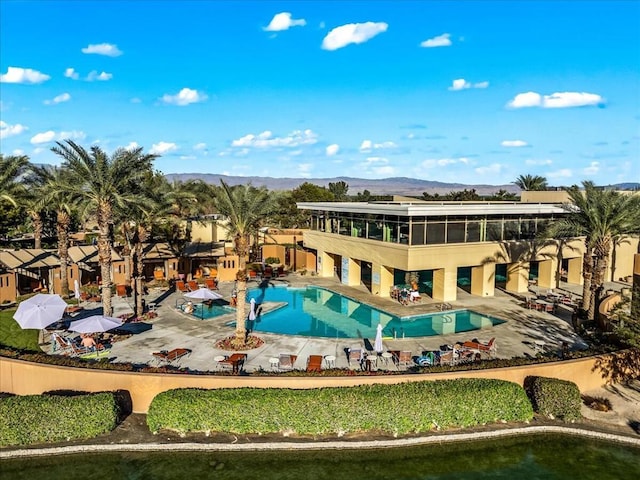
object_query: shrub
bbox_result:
[524,376,582,422]
[0,392,118,446]
[264,257,280,265]
[147,379,533,436]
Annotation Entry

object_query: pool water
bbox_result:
[222,285,504,339]
[3,434,638,480]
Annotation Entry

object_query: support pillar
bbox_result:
[432,268,457,302]
[471,263,495,298]
[372,263,394,297]
[506,261,530,294]
[317,251,335,278]
[537,258,557,290]
[567,257,583,285]
[342,257,361,287]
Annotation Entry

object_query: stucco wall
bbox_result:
[0,355,614,414]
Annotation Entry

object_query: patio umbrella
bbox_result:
[374,323,384,354]
[184,287,223,301]
[248,298,257,321]
[69,315,123,334]
[73,279,81,304]
[13,293,67,329]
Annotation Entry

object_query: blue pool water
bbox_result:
[206,285,504,339]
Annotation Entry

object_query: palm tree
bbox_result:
[514,174,548,191]
[547,182,640,321]
[214,180,277,346]
[50,140,157,316]
[0,154,29,207]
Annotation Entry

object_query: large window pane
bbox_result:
[411,223,426,245]
[426,223,445,244]
[447,222,465,243]
[466,221,480,242]
[399,222,410,244]
[486,221,503,241]
[504,220,520,240]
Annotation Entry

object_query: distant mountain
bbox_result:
[164,173,639,196]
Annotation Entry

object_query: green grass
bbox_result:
[0,309,41,351]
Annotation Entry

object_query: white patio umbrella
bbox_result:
[68,315,123,334]
[13,293,67,329]
[184,287,223,301]
[248,298,257,321]
[73,279,81,304]
[374,323,384,354]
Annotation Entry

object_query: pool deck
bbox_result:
[42,273,619,374]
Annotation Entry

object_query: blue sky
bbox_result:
[1,1,638,186]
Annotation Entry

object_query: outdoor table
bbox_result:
[324,355,336,368]
[534,340,546,353]
[381,352,393,364]
[269,357,280,370]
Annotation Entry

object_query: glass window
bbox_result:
[486,221,503,241]
[426,223,445,244]
[399,222,410,244]
[411,223,426,245]
[447,222,466,243]
[504,220,520,240]
[466,221,481,242]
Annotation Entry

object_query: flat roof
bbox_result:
[296,201,567,216]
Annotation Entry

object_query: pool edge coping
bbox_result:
[2,425,638,458]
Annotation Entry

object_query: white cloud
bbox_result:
[12,149,25,155]
[264,12,306,31]
[86,70,113,81]
[161,87,208,106]
[359,139,397,152]
[81,43,123,57]
[64,67,79,80]
[297,163,313,177]
[475,163,504,175]
[32,147,45,155]
[193,142,207,150]
[420,157,470,168]
[150,141,178,154]
[44,92,71,105]
[321,22,388,51]
[420,33,451,48]
[326,143,340,156]
[547,168,573,178]
[124,142,139,151]
[0,66,50,84]
[525,158,552,166]
[30,129,86,144]
[501,140,528,147]
[507,91,604,108]
[231,129,318,148]
[130,97,142,104]
[448,78,489,91]
[0,121,28,139]
[583,161,600,175]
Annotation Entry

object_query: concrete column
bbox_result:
[537,258,557,289]
[372,263,394,297]
[317,251,335,278]
[432,268,457,302]
[471,263,495,298]
[567,257,583,285]
[343,257,361,287]
[506,261,530,294]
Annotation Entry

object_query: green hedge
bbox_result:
[147,379,533,436]
[524,376,582,422]
[0,392,118,446]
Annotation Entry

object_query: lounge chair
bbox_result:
[218,353,247,373]
[348,348,362,368]
[152,348,191,366]
[397,350,414,368]
[279,353,297,370]
[205,278,218,290]
[51,333,73,354]
[153,269,165,281]
[306,354,323,372]
[187,280,199,291]
[175,280,189,292]
[438,350,455,366]
[462,337,497,357]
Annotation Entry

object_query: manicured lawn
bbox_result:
[0,309,41,351]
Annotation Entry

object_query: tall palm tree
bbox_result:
[514,174,548,191]
[547,182,640,321]
[0,154,29,207]
[50,140,157,316]
[214,180,277,346]
[37,166,77,297]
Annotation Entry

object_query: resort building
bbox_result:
[297,200,638,302]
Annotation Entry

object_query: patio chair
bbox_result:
[279,353,297,370]
[218,353,247,374]
[51,332,73,355]
[175,280,189,293]
[438,350,455,366]
[187,280,199,291]
[397,350,414,368]
[306,355,323,372]
[152,348,191,366]
[462,337,497,357]
[205,278,218,290]
[348,348,362,368]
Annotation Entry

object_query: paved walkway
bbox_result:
[44,273,619,374]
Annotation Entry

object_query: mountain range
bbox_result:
[164,173,639,196]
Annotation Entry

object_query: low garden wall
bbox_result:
[0,354,613,413]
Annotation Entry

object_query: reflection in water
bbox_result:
[3,435,639,480]
[244,286,504,339]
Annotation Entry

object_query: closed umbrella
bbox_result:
[69,315,123,334]
[74,279,81,304]
[184,287,223,301]
[248,298,257,321]
[374,323,384,354]
[13,293,67,329]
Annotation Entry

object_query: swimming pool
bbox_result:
[219,285,504,339]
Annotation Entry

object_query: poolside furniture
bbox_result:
[380,351,394,366]
[218,353,247,374]
[152,348,191,366]
[187,280,199,291]
[323,354,336,368]
[205,278,218,290]
[397,350,414,368]
[51,332,73,354]
[306,355,323,372]
[268,356,280,370]
[438,350,455,366]
[462,337,497,357]
[279,353,297,370]
[348,348,362,368]
[175,280,189,293]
